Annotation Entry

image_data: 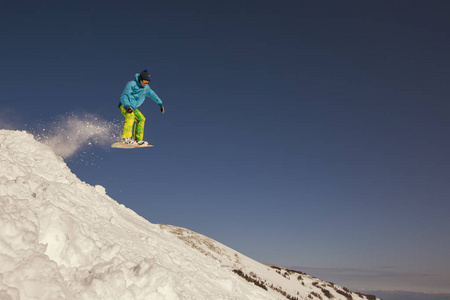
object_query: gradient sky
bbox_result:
[1,0,449,294]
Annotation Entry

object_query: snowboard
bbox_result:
[111,142,154,149]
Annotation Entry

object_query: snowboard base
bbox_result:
[111,142,154,149]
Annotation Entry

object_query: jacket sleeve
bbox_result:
[120,82,134,108]
[146,87,163,106]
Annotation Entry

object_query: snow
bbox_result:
[0,130,379,300]
[31,113,121,159]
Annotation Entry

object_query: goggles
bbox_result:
[141,79,150,84]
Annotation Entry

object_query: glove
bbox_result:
[126,107,134,113]
[160,105,165,114]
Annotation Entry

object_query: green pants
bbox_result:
[119,105,146,141]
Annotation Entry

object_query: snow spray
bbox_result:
[32,113,122,158]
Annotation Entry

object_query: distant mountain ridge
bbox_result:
[0,130,379,300]
[356,290,450,300]
[160,224,379,300]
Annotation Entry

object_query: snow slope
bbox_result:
[161,225,378,300]
[0,130,378,300]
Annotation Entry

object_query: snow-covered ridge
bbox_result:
[160,225,378,300]
[0,130,379,300]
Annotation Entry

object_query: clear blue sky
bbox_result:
[1,0,449,294]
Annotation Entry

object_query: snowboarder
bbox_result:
[118,69,165,146]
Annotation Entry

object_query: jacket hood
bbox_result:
[135,73,144,87]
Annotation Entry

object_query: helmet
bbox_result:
[139,69,151,81]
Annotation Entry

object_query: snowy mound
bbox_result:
[0,130,378,300]
[0,130,273,300]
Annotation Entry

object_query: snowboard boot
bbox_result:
[122,138,138,146]
[137,140,149,146]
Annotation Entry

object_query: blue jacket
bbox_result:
[119,73,163,110]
